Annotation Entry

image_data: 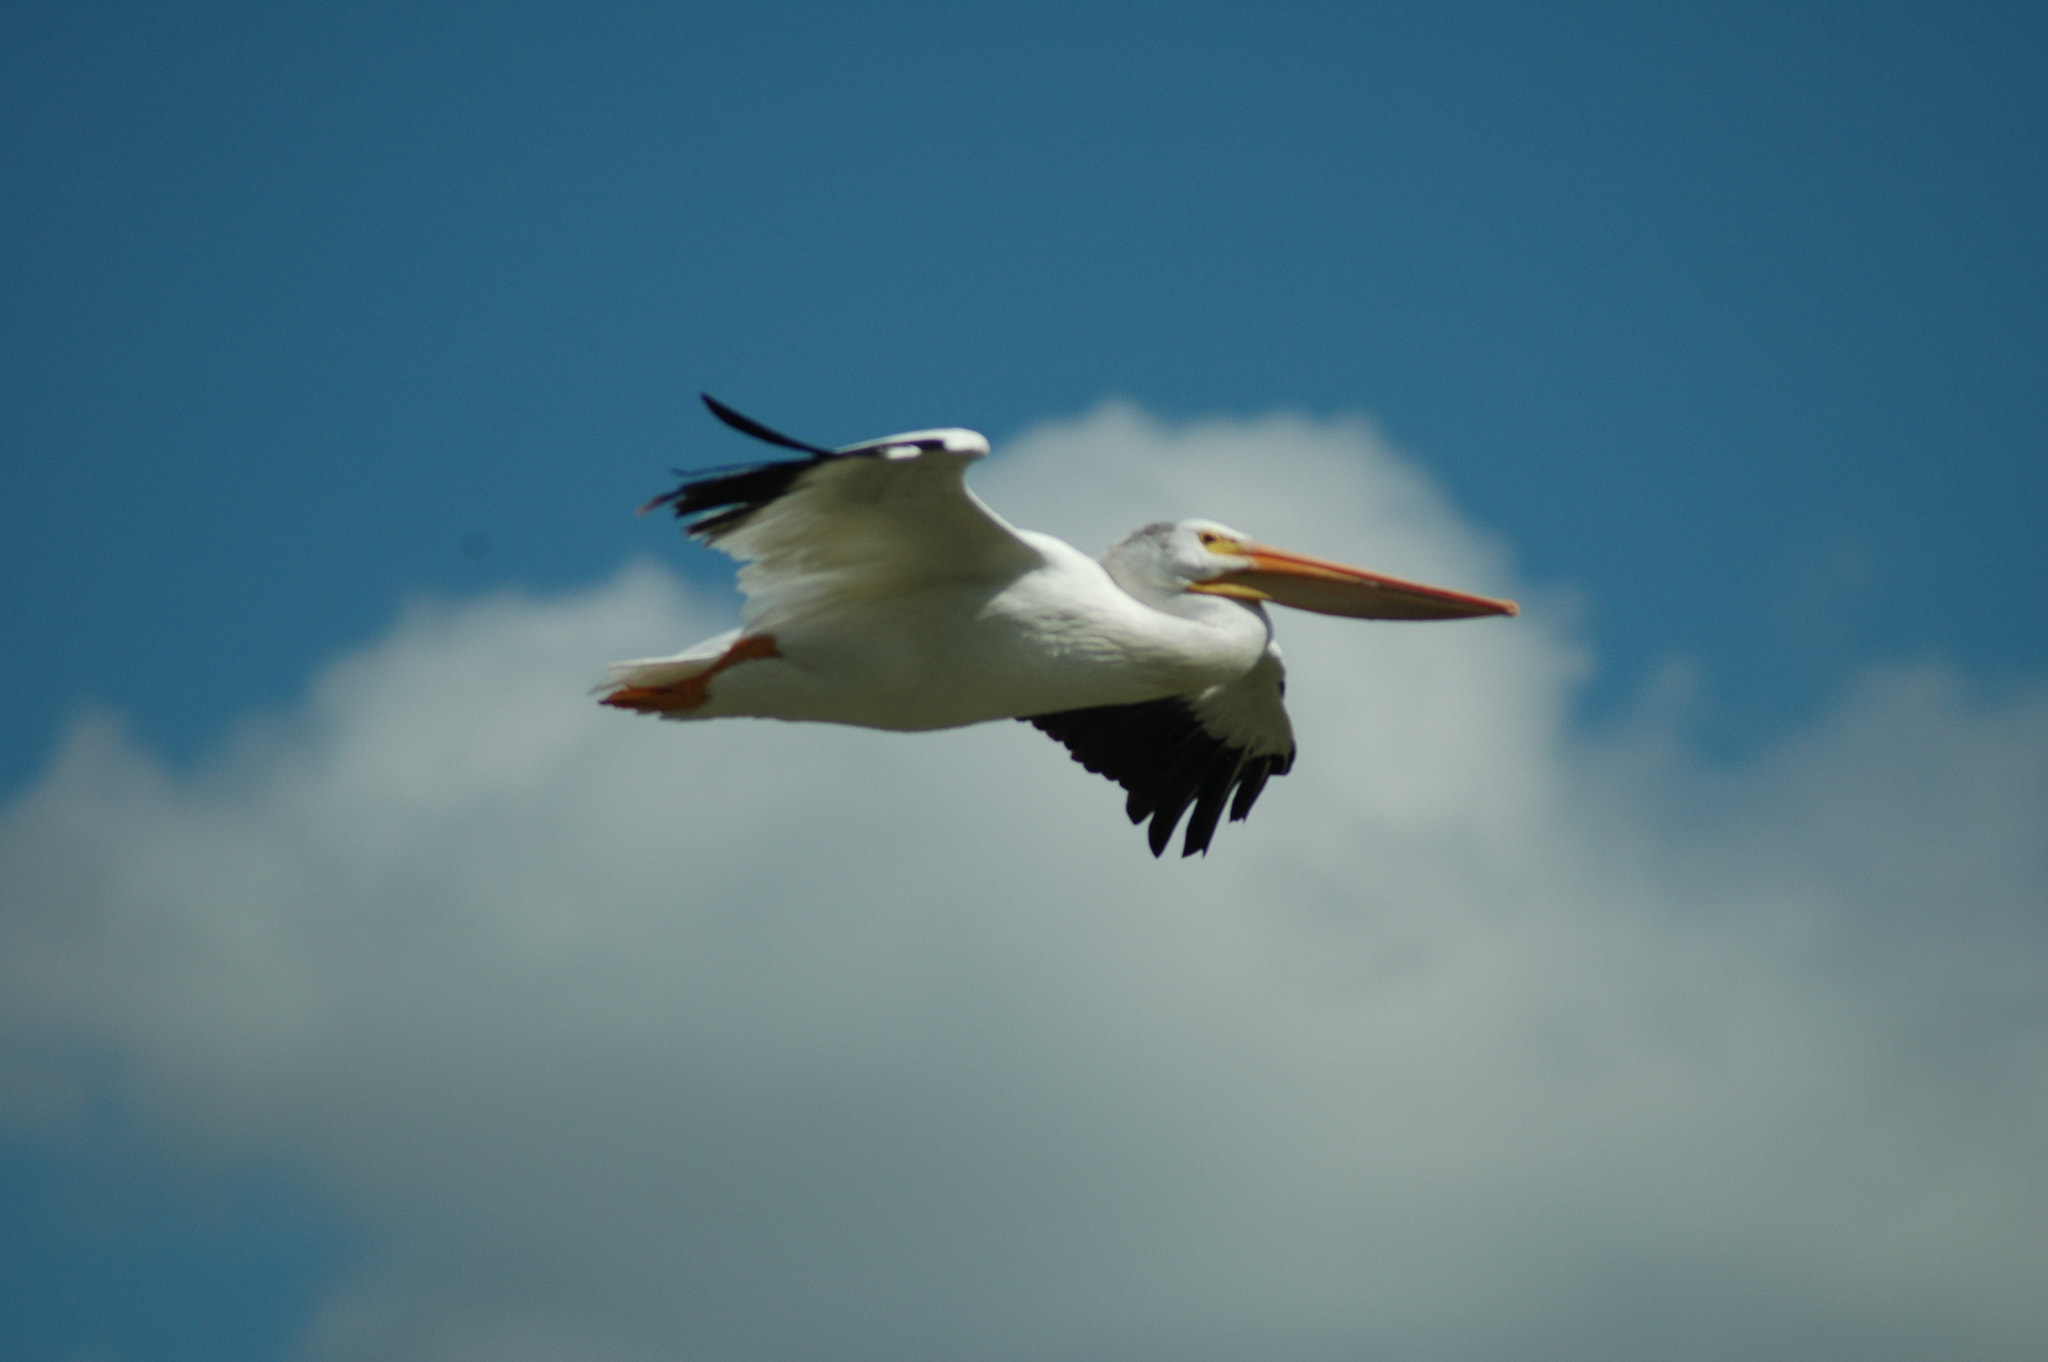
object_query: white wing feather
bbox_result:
[713,435,1046,633]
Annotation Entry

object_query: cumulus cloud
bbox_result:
[2,405,2044,1361]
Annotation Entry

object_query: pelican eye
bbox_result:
[1198,531,1240,554]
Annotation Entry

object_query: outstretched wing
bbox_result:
[1025,646,1297,857]
[645,396,1044,629]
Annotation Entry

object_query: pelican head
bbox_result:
[1108,517,1518,621]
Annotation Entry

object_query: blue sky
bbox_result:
[2,5,2044,1360]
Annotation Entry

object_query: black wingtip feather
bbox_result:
[1025,697,1294,859]
[633,398,848,541]
[1179,752,1241,857]
[645,457,823,542]
[700,394,837,457]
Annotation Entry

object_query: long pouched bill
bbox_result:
[1190,543,1519,621]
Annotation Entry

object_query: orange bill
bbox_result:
[1189,543,1518,620]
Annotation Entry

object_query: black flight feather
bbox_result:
[700,393,837,457]
[1024,697,1295,857]
[639,395,845,541]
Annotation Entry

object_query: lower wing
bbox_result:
[1025,647,1296,857]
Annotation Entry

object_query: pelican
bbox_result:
[603,396,1517,856]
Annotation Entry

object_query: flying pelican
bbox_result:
[602,396,1517,857]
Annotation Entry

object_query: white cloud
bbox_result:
[3,405,2044,1361]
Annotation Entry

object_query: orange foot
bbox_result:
[602,634,781,713]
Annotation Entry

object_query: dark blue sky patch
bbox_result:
[0,1123,356,1362]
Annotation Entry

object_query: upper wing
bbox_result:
[1024,645,1297,857]
[645,396,1045,627]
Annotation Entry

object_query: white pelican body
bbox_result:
[604,397,1516,856]
[629,532,1268,731]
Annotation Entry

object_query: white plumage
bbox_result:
[603,396,1516,856]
